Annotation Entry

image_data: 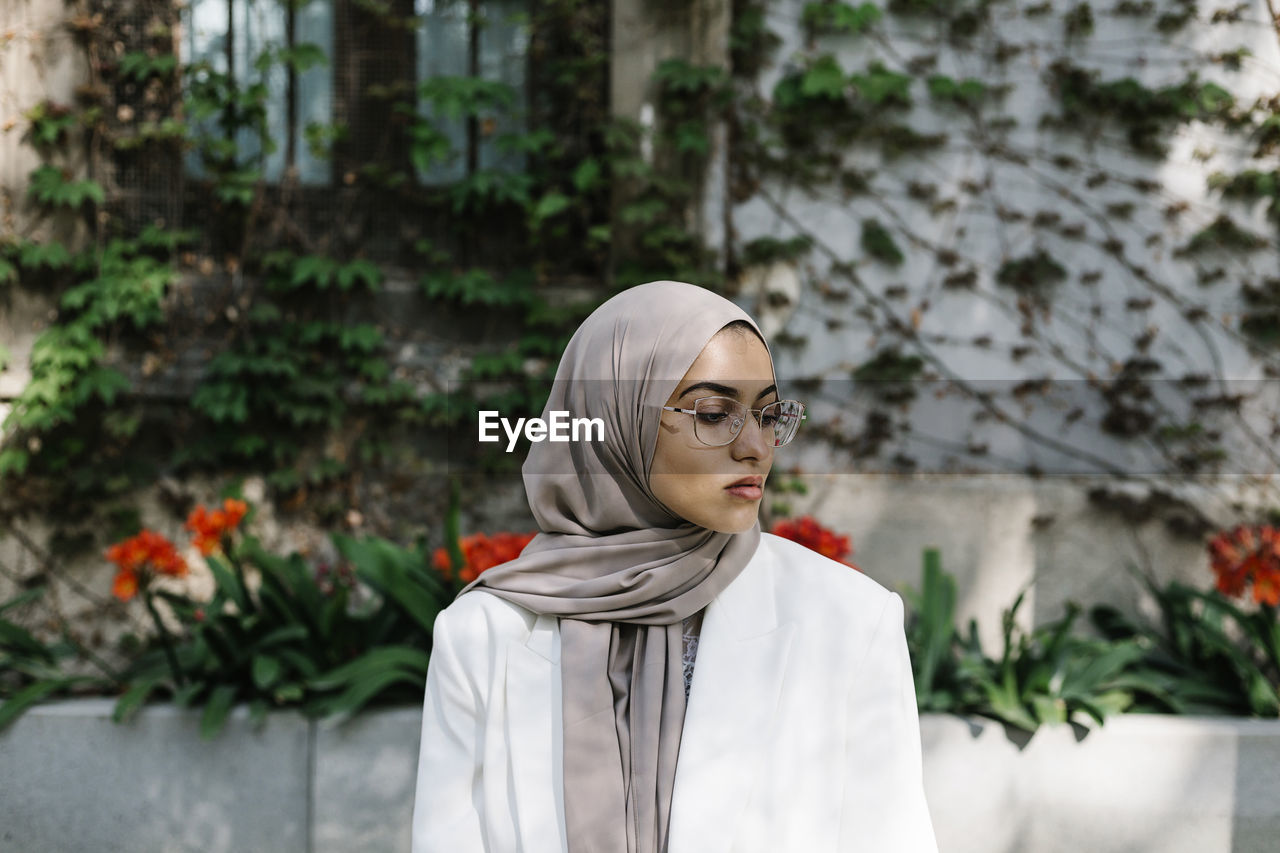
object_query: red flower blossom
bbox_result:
[112,569,138,601]
[185,498,249,555]
[1208,524,1280,606]
[770,516,861,571]
[434,531,537,584]
[105,529,188,601]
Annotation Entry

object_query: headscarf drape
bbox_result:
[457,280,771,853]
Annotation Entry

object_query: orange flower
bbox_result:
[112,569,138,601]
[185,498,250,555]
[433,531,537,584]
[1254,567,1280,607]
[1208,524,1280,606]
[104,529,188,601]
[770,516,861,571]
[105,535,149,575]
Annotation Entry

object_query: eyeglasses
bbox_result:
[661,396,807,447]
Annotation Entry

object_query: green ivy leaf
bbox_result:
[136,224,197,252]
[119,51,177,82]
[192,382,251,424]
[291,255,338,289]
[802,1,882,35]
[448,169,533,214]
[82,366,131,406]
[861,219,904,265]
[800,55,847,100]
[421,269,532,307]
[673,123,710,155]
[927,74,988,107]
[19,240,73,271]
[653,59,727,96]
[409,121,453,173]
[531,192,571,225]
[281,43,327,73]
[338,324,383,353]
[0,448,29,478]
[26,165,105,211]
[1195,82,1234,118]
[494,127,555,156]
[418,76,516,121]
[23,101,77,148]
[232,434,269,458]
[572,158,601,192]
[851,62,913,108]
[335,259,382,292]
[466,350,525,379]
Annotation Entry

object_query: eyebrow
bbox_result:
[678,381,778,401]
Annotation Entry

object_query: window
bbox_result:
[183,0,333,184]
[180,0,527,187]
[415,0,528,183]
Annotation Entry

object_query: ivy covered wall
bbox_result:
[723,0,1280,487]
[1,0,1279,660]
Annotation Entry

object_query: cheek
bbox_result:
[650,444,721,517]
[652,421,699,476]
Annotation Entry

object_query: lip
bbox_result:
[725,476,764,489]
[723,475,764,501]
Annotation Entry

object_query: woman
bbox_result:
[411,281,938,853]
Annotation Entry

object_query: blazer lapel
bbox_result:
[667,542,795,853]
[505,613,564,853]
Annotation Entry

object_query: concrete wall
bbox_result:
[728,0,1280,468]
[0,0,87,237]
[0,0,90,402]
[772,472,1239,653]
[610,0,733,257]
[1,0,1274,664]
[3,698,1279,853]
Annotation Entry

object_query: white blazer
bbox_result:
[411,532,939,853]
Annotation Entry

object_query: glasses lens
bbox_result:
[693,397,746,447]
[762,400,805,447]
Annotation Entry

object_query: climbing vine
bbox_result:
[721,0,1280,529]
[0,0,725,539]
[4,0,1280,579]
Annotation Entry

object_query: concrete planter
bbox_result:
[3,700,1279,852]
[0,698,420,853]
[921,713,1280,853]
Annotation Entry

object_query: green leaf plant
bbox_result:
[0,587,111,733]
[1090,543,1280,718]
[99,499,453,738]
[904,547,1146,735]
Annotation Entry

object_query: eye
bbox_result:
[697,412,728,424]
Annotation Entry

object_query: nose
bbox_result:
[730,410,772,456]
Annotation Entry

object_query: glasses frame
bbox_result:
[661,396,807,448]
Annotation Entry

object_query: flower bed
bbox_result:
[5,505,1280,850]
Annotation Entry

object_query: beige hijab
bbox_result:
[458,280,770,852]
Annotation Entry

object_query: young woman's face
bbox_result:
[649,327,777,533]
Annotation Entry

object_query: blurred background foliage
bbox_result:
[2,0,1280,731]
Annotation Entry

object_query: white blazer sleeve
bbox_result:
[412,605,489,852]
[839,591,939,852]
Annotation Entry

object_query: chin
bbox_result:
[702,509,760,535]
